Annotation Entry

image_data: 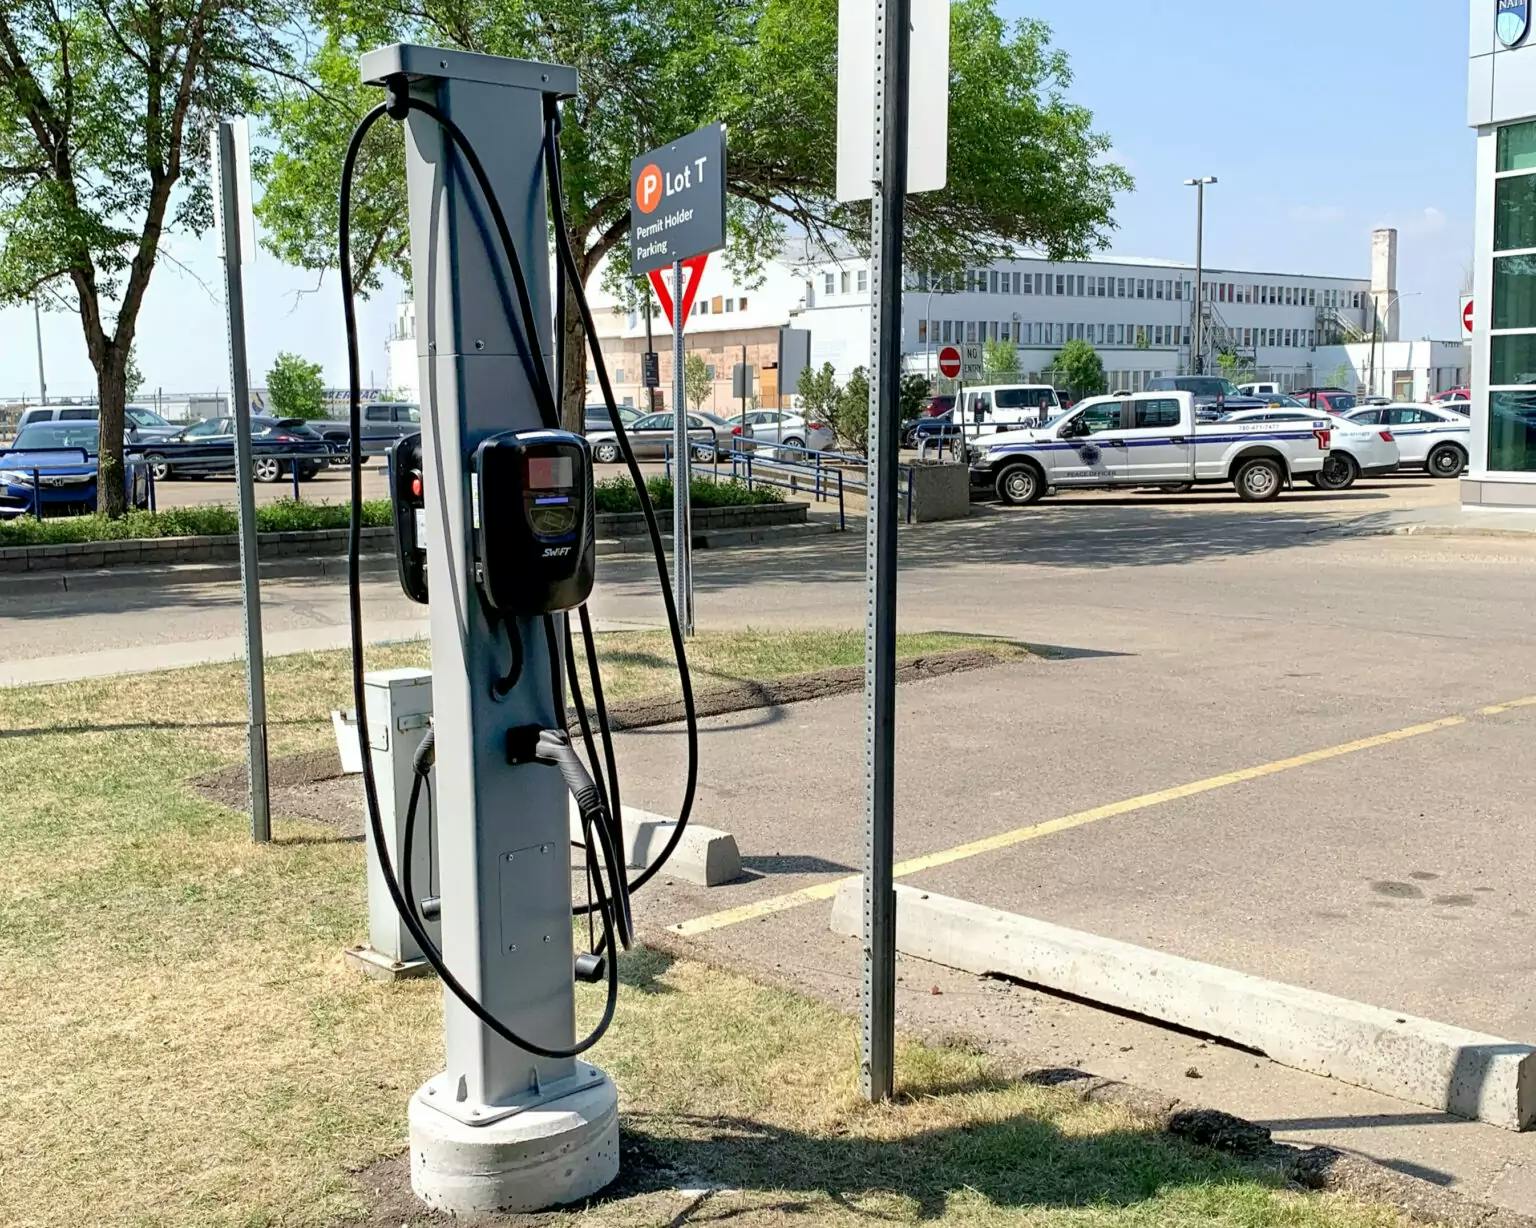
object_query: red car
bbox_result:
[1294,388,1359,415]
[924,394,955,418]
[1431,387,1470,404]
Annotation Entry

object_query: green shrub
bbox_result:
[0,499,392,548]
[592,476,784,515]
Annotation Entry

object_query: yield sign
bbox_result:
[937,345,962,379]
[647,252,710,332]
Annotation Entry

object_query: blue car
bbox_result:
[0,422,151,518]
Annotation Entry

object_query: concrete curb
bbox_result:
[829,881,1536,1131]
[1387,523,1536,540]
[568,802,740,887]
[643,923,1536,1228]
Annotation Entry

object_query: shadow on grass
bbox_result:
[0,716,317,740]
[589,1103,1281,1225]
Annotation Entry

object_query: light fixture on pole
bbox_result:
[1184,177,1217,375]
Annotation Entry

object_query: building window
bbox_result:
[1154,280,1164,301]
[857,270,868,292]
[988,270,998,293]
[1076,275,1085,296]
[722,299,733,312]
[1135,278,1145,299]
[1013,271,1022,294]
[966,321,977,342]
[1056,274,1066,295]
[918,319,928,344]
[840,271,851,293]
[699,300,709,315]
[824,273,835,294]
[1022,273,1034,294]
[1489,118,1536,470]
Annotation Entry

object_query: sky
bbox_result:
[0,0,1474,400]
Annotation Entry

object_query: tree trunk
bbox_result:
[96,347,128,518]
[559,275,588,432]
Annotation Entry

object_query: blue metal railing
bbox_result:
[663,440,915,528]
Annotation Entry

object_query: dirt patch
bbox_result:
[189,649,1022,834]
[193,748,364,839]
[604,648,1016,731]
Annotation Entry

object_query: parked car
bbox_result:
[0,421,151,517]
[1257,394,1309,408]
[1439,398,1472,416]
[1293,389,1360,415]
[583,403,642,434]
[1345,404,1470,477]
[1431,387,1470,404]
[969,391,1331,504]
[17,404,182,442]
[585,410,752,463]
[954,385,1063,432]
[742,410,835,456]
[142,416,333,482]
[1145,376,1269,421]
[1238,381,1284,397]
[904,410,962,452]
[923,394,955,418]
[1220,408,1399,490]
[313,401,421,461]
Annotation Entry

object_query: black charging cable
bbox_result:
[343,96,619,1058]
[541,95,700,899]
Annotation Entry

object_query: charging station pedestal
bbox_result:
[358,44,619,1212]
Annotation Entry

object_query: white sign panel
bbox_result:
[836,0,950,202]
[961,342,983,380]
[210,117,257,264]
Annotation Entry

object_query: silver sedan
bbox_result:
[586,410,753,464]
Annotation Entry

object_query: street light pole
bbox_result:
[925,285,939,381]
[33,294,47,406]
[1184,177,1217,375]
[1367,290,1419,398]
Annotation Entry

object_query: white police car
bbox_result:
[1220,408,1399,491]
[1345,404,1470,478]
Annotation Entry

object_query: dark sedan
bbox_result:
[142,416,332,482]
[0,422,151,518]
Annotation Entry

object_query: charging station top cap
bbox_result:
[360,44,578,98]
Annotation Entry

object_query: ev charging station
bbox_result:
[342,44,667,1213]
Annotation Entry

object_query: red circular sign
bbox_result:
[1463,299,1475,336]
[937,345,962,379]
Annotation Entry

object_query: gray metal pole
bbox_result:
[862,0,911,1104]
[216,120,270,843]
[671,260,693,635]
[33,295,46,406]
[1193,182,1204,376]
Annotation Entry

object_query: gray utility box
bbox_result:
[360,668,439,971]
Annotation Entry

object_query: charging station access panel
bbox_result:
[473,429,595,616]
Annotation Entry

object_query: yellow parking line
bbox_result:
[670,701,1535,938]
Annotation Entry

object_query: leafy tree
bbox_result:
[0,2,289,515]
[984,337,1018,377]
[1216,350,1254,385]
[125,348,145,400]
[267,351,327,419]
[900,373,931,423]
[795,361,840,422]
[1051,338,1105,399]
[1329,362,1356,390]
[683,352,712,411]
[254,0,1129,430]
[833,367,871,454]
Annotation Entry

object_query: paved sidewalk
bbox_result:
[1374,502,1536,537]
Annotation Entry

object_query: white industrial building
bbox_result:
[389,228,1465,412]
[1465,0,1536,508]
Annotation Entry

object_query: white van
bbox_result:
[1238,381,1283,397]
[954,384,1062,434]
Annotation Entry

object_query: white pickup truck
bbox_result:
[968,391,1333,505]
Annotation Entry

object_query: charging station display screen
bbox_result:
[528,455,573,490]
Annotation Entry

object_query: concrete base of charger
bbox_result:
[408,1072,620,1213]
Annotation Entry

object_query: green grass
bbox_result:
[0,498,394,547]
[0,644,1408,1228]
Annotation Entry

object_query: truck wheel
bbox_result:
[995,462,1044,506]
[1426,443,1466,479]
[253,457,283,484]
[1234,457,1283,502]
[1309,452,1358,491]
